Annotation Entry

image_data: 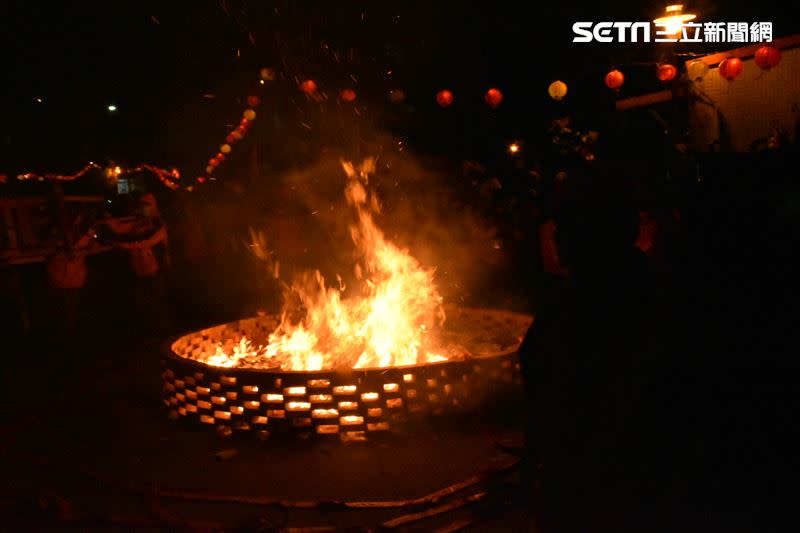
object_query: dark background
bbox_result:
[1,2,798,529]
[3,0,796,178]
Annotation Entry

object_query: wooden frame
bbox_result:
[1,195,108,265]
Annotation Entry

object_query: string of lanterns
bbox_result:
[687,45,781,82]
[202,94,261,180]
[548,44,782,98]
[13,162,182,190]
[15,162,104,182]
[296,78,506,111]
[6,44,784,190]
[305,43,780,107]
[621,45,781,88]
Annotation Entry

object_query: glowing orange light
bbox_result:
[484,88,503,108]
[436,89,454,108]
[340,88,357,102]
[719,57,743,81]
[657,64,678,82]
[755,46,781,70]
[191,159,453,372]
[605,69,625,90]
[508,143,520,154]
[653,4,696,37]
[300,79,317,94]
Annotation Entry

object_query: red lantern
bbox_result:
[436,89,454,108]
[657,64,677,82]
[247,95,261,107]
[339,88,357,102]
[216,152,225,162]
[300,79,317,94]
[209,157,219,167]
[605,69,625,89]
[719,58,743,80]
[754,46,781,70]
[484,88,503,108]
[389,89,406,104]
[197,177,206,184]
[236,125,247,135]
[240,117,249,126]
[226,133,236,144]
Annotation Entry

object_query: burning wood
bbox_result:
[163,160,532,439]
[203,159,455,371]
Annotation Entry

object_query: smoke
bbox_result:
[252,138,512,309]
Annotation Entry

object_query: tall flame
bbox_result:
[208,159,449,371]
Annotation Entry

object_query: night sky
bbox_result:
[3,0,796,178]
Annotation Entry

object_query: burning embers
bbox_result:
[164,308,531,439]
[201,159,455,372]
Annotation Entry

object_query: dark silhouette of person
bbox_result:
[519,168,672,532]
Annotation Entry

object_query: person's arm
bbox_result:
[114,225,168,250]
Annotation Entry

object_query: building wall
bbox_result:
[689,45,800,152]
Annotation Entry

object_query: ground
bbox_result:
[1,328,533,531]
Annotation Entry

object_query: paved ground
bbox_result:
[1,330,533,530]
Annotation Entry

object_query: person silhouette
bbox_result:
[519,167,670,532]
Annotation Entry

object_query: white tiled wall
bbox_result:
[689,46,800,152]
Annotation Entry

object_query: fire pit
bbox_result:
[163,159,532,440]
[162,307,531,441]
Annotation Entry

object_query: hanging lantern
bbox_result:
[339,88,357,102]
[260,67,275,81]
[754,46,781,70]
[206,165,214,174]
[220,144,232,154]
[243,109,256,121]
[605,69,625,90]
[719,58,743,80]
[688,60,709,80]
[247,95,261,107]
[548,80,568,101]
[657,64,678,82]
[484,88,503,108]
[436,89,454,107]
[389,89,406,104]
[226,133,236,144]
[235,125,247,135]
[197,177,206,184]
[300,79,317,94]
[208,157,219,167]
[688,59,708,80]
[231,130,243,141]
[216,153,225,162]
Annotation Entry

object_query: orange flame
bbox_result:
[206,159,450,371]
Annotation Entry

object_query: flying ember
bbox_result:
[203,159,453,371]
